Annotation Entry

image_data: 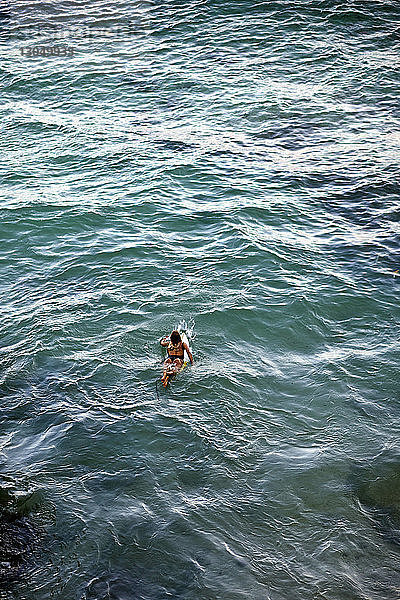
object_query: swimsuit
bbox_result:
[167,342,184,361]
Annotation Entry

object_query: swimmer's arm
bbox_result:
[183,343,194,364]
[160,337,170,347]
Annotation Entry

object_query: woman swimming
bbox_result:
[160,330,194,387]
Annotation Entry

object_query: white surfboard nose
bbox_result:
[180,332,191,364]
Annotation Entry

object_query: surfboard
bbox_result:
[179,331,191,372]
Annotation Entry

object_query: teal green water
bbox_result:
[1,1,400,598]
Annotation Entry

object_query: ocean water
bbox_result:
[0,1,400,598]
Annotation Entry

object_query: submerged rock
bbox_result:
[0,480,43,582]
[351,454,400,545]
[0,513,36,580]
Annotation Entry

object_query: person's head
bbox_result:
[170,330,181,345]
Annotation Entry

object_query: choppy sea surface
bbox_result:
[0,1,400,598]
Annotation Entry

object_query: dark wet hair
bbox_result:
[170,330,181,344]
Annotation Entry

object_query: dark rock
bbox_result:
[350,453,400,546]
[0,480,43,582]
